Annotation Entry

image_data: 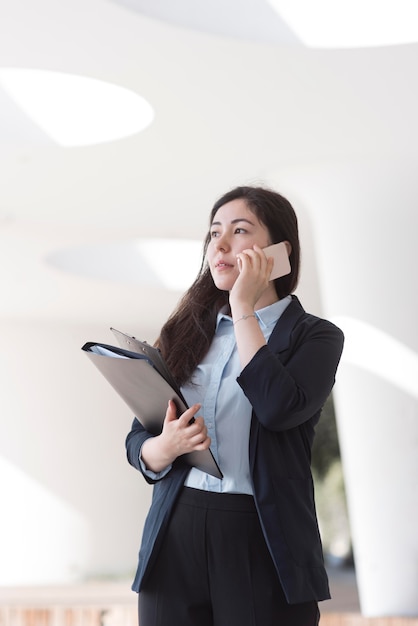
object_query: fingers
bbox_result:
[239,244,265,269]
[159,401,211,460]
[186,420,211,450]
[236,244,271,280]
[166,401,200,424]
[177,403,201,426]
[179,408,211,449]
[164,402,210,448]
[180,414,208,440]
[266,254,274,279]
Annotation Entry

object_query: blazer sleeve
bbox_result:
[125,417,163,484]
[237,316,344,431]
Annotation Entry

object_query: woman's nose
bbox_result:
[215,234,229,251]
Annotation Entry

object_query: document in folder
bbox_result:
[82,331,222,479]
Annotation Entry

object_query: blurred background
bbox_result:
[1,0,417,618]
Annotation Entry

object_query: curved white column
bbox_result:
[269,157,418,616]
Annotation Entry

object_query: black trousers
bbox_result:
[139,487,320,626]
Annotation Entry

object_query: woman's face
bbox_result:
[206,198,272,292]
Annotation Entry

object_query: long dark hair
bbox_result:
[155,186,300,386]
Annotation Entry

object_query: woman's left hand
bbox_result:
[230,244,274,310]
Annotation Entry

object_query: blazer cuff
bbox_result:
[139,443,172,481]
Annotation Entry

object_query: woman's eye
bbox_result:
[210,231,219,238]
[235,227,247,234]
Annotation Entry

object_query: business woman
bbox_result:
[126,185,344,626]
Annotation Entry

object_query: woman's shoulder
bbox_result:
[289,296,342,329]
[277,296,345,349]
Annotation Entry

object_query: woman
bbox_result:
[126,185,344,626]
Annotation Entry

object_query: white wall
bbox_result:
[0,319,152,585]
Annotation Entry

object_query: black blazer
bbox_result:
[126,296,344,604]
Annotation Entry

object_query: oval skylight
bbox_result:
[266,0,418,48]
[46,238,204,292]
[0,68,154,147]
[112,0,418,48]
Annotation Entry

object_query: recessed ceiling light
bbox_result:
[46,238,204,292]
[136,239,204,291]
[266,0,418,48]
[0,68,154,147]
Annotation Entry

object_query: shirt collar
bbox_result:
[255,295,292,329]
[216,294,292,331]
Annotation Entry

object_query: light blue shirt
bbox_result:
[183,296,291,494]
[140,296,292,493]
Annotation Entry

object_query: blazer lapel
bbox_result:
[267,295,306,354]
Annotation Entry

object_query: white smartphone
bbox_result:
[263,242,291,280]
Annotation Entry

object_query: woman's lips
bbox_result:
[215,261,233,270]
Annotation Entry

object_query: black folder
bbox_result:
[82,329,222,479]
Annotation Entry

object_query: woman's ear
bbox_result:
[283,240,292,256]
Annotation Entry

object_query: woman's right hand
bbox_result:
[141,400,211,473]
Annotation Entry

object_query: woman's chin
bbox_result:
[213,277,235,292]
[209,270,233,292]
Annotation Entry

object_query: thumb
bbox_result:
[164,399,178,423]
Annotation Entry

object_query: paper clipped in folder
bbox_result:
[110,327,180,394]
[82,330,222,479]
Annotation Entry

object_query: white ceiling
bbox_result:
[1,0,418,335]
